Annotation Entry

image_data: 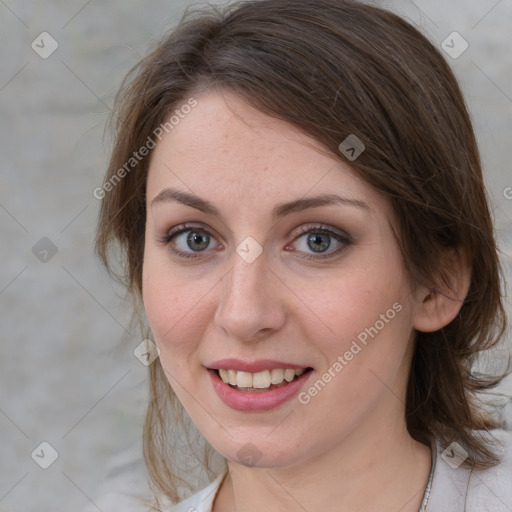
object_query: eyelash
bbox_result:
[157,223,352,261]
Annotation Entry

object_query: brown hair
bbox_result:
[95,0,510,505]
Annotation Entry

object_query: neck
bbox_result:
[213,424,432,512]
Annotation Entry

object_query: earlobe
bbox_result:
[413,250,471,333]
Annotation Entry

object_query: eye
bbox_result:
[287,224,352,260]
[157,224,220,260]
[158,223,352,261]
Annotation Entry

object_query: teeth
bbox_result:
[284,369,296,382]
[253,370,271,389]
[270,368,284,384]
[236,371,253,388]
[219,369,229,383]
[228,369,237,386]
[217,368,307,388]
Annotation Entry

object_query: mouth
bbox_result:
[209,367,314,393]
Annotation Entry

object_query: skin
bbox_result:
[142,89,469,511]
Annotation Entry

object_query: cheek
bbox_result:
[142,250,200,355]
[301,278,413,428]
[296,253,410,349]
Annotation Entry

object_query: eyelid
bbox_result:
[290,223,352,243]
[155,222,222,255]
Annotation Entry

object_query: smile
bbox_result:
[216,368,308,391]
[207,364,314,412]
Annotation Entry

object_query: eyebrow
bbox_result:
[150,187,373,220]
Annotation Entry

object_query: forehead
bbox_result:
[146,90,388,217]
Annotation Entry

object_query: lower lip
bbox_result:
[208,369,313,412]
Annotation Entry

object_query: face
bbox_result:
[142,89,421,468]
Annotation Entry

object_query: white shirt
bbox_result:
[166,429,512,512]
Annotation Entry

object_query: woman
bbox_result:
[95,1,512,510]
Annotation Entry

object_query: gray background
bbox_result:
[1,1,511,511]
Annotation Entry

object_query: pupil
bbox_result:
[308,233,330,253]
[187,231,209,251]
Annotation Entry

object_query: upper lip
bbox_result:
[207,358,311,373]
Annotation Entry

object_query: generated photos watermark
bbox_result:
[237,442,263,466]
[298,301,403,405]
[441,441,469,469]
[338,134,366,161]
[93,97,198,200]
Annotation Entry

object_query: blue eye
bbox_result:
[289,224,352,261]
[159,226,218,259]
[158,223,351,261]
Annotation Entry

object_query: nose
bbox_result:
[213,250,287,342]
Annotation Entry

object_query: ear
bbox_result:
[413,249,472,333]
